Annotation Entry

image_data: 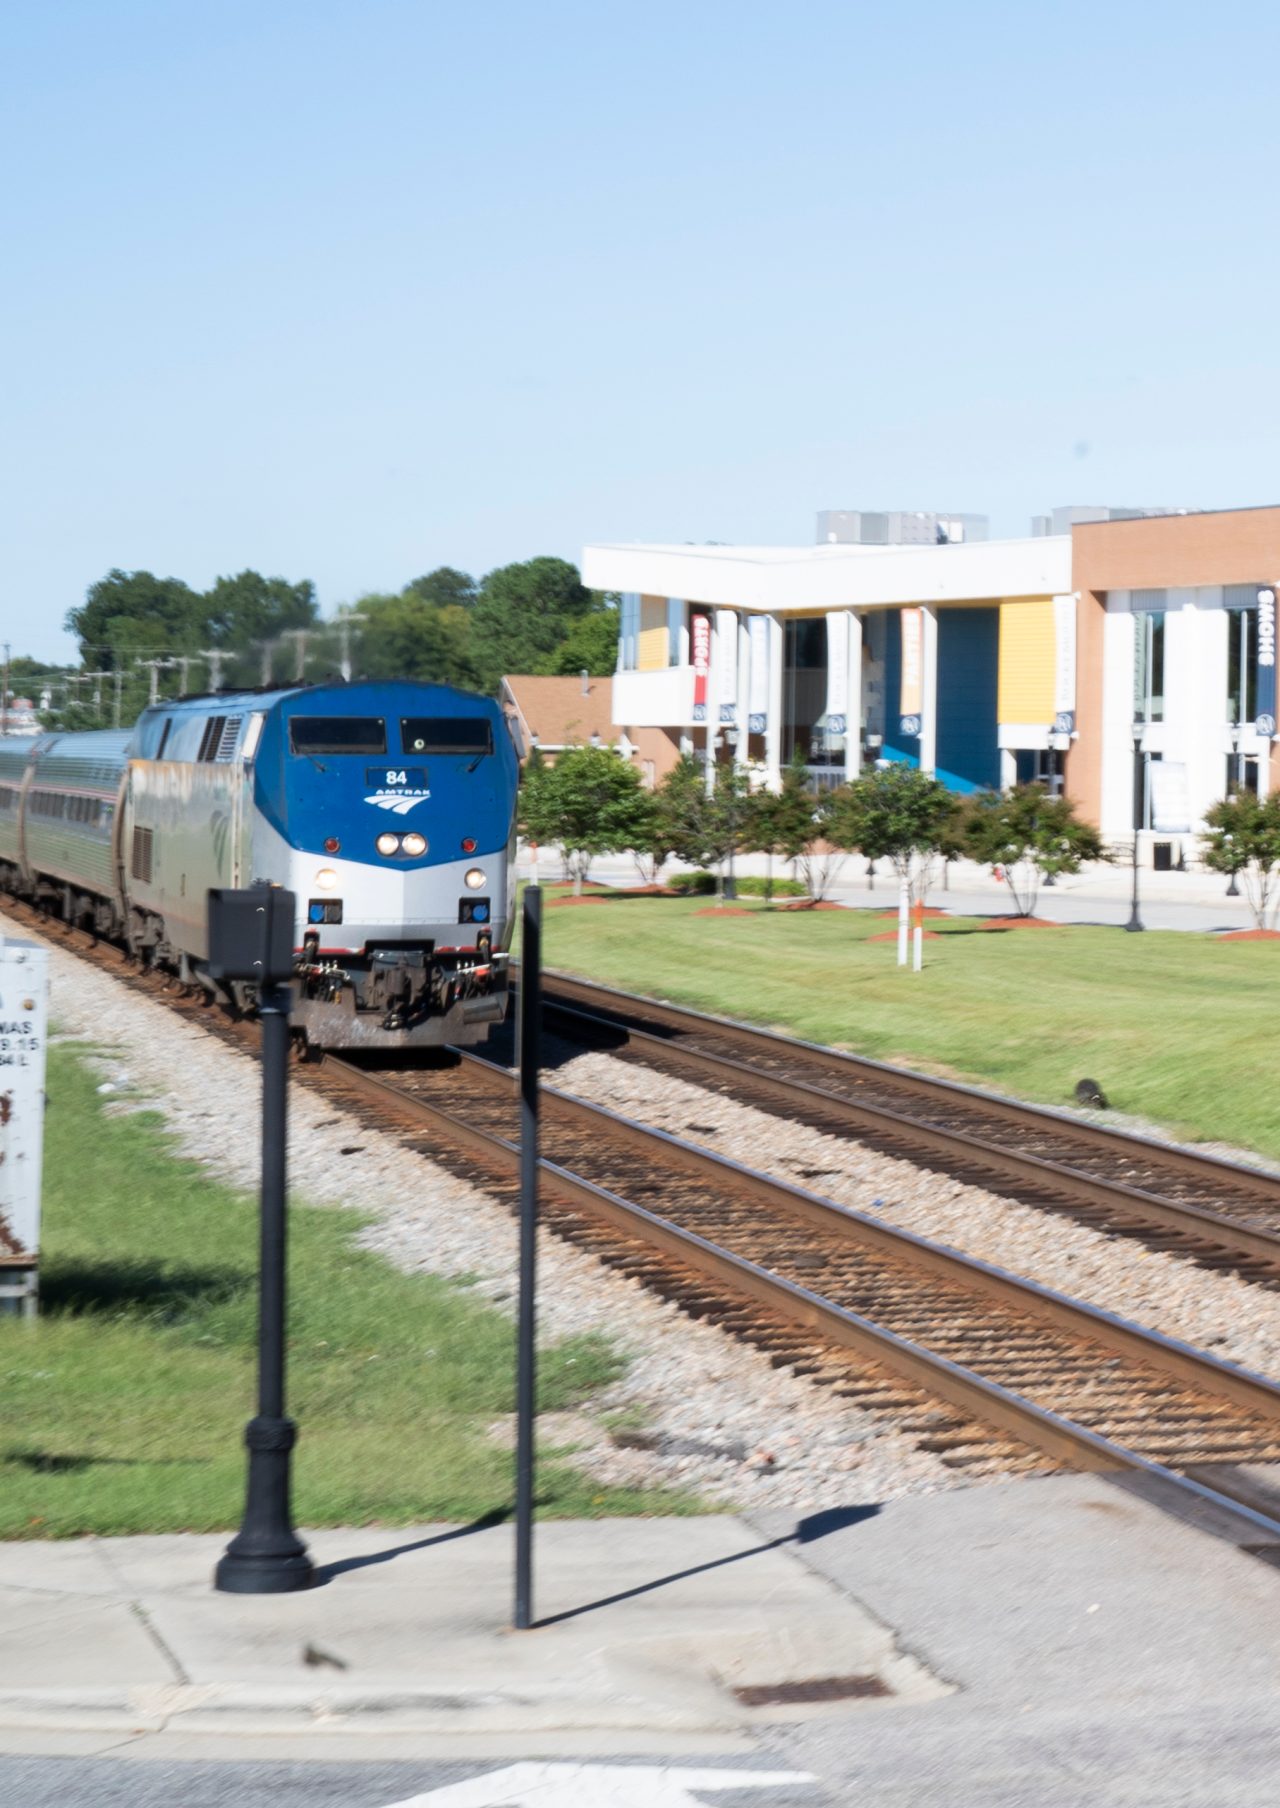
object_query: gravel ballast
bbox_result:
[23,924,960,1510]
[550,1046,1280,1380]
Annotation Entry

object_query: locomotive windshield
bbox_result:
[400,718,493,756]
[289,717,386,755]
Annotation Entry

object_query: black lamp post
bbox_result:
[1126,728,1145,933]
[209,886,314,1595]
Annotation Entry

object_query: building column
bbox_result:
[845,611,862,780]
[735,614,750,769]
[765,614,784,788]
[919,606,938,775]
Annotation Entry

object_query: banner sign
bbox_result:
[747,614,770,734]
[691,613,711,724]
[1257,587,1277,738]
[825,612,850,736]
[1053,593,1077,722]
[899,607,923,738]
[716,609,738,726]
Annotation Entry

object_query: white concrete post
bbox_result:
[846,611,863,781]
[920,606,938,775]
[766,614,784,789]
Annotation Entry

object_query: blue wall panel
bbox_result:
[880,609,920,767]
[935,608,1000,793]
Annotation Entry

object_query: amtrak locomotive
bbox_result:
[0,681,520,1050]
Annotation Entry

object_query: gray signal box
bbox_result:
[0,938,49,1318]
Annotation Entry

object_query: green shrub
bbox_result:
[668,869,717,895]
[733,875,806,897]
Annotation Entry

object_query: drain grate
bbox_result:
[733,1673,892,1707]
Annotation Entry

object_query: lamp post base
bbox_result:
[215,1415,314,1595]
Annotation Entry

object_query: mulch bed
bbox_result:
[868,929,942,942]
[775,900,844,912]
[692,906,756,918]
[981,917,1060,930]
[1217,928,1280,941]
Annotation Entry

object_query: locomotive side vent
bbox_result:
[215,716,243,762]
[131,826,154,883]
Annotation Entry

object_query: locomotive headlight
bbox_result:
[376,832,401,857]
[315,867,340,891]
[464,867,487,889]
[402,831,427,857]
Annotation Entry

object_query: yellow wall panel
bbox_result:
[998,597,1055,723]
[638,595,668,672]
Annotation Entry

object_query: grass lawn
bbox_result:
[0,1045,692,1538]
[534,894,1280,1160]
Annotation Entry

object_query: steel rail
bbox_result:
[321,1049,1280,1547]
[534,967,1280,1199]
[529,969,1280,1272]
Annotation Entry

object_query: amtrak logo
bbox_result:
[366,792,428,816]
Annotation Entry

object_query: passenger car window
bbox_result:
[400,718,493,755]
[290,717,387,755]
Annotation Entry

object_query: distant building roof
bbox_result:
[500,674,614,751]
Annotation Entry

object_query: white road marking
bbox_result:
[380,1759,816,1806]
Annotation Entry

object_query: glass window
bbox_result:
[618,593,640,671]
[400,718,493,755]
[289,717,386,755]
[1226,605,1257,725]
[1133,611,1165,723]
[666,598,684,667]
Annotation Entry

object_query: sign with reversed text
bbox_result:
[0,938,48,1266]
[1257,587,1277,738]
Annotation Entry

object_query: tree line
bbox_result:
[520,748,1106,917]
[22,556,617,730]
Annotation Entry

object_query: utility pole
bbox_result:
[140,658,175,707]
[257,641,274,687]
[279,630,309,684]
[332,611,367,683]
[113,668,124,729]
[201,648,228,693]
[2,642,9,738]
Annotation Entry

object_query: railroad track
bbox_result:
[320,1044,1280,1550]
[16,900,1280,1550]
[528,969,1280,1283]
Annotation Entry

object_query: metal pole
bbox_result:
[514,886,541,1630]
[113,669,123,729]
[216,980,313,1593]
[2,642,9,737]
[1126,736,1145,932]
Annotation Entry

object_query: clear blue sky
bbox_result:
[3,0,1278,661]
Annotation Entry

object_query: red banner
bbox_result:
[691,612,711,720]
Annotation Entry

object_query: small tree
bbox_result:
[966,783,1106,917]
[653,754,715,873]
[536,744,653,893]
[769,753,846,901]
[840,763,960,911]
[517,745,556,872]
[703,761,755,901]
[1202,791,1280,929]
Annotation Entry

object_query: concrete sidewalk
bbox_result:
[0,1515,942,1758]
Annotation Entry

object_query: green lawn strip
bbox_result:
[533,895,1280,1160]
[0,1045,695,1538]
